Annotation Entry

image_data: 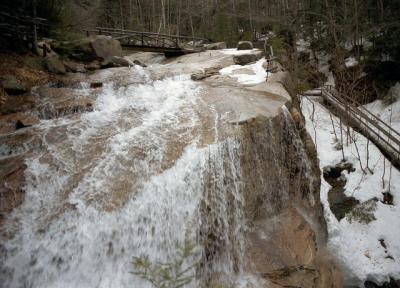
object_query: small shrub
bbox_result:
[346,198,377,224]
[131,227,200,288]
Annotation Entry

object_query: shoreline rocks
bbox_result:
[237,41,253,50]
[51,35,123,64]
[1,75,27,95]
[233,50,263,65]
[45,55,66,75]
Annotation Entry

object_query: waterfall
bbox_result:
[0,68,251,288]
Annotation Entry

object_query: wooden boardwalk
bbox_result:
[85,27,209,56]
[304,86,400,169]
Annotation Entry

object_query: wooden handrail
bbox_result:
[88,27,208,42]
[319,86,400,161]
[84,27,207,53]
[325,87,400,139]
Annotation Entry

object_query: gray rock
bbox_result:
[0,75,27,95]
[110,56,131,67]
[91,36,123,63]
[85,61,101,71]
[191,73,208,81]
[237,41,253,50]
[51,36,122,63]
[45,56,66,74]
[64,61,86,73]
[132,59,147,67]
[191,65,222,81]
[205,42,227,50]
[233,51,263,65]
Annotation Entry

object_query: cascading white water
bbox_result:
[0,66,251,288]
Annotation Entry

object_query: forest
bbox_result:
[2,0,400,96]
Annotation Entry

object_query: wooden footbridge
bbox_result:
[85,27,209,56]
[304,85,400,170]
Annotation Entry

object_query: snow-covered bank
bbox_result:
[301,95,400,285]
[364,83,400,132]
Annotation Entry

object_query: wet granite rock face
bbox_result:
[235,73,341,287]
[0,112,40,134]
[0,157,27,227]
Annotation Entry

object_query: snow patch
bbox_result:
[345,57,359,68]
[302,96,400,285]
[219,59,269,85]
[221,48,261,56]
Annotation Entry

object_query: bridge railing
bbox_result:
[320,85,400,164]
[84,27,209,50]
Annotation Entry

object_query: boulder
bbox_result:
[51,36,123,63]
[132,59,147,67]
[237,41,253,50]
[45,55,66,75]
[85,61,101,71]
[191,66,222,81]
[248,208,343,288]
[91,36,123,63]
[51,39,93,62]
[0,75,27,95]
[64,61,86,73]
[191,73,209,81]
[233,51,263,65]
[205,42,227,50]
[109,56,132,67]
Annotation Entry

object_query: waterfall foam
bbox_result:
[0,69,251,287]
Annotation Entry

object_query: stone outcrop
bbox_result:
[45,55,66,75]
[51,35,123,63]
[0,50,343,287]
[91,36,123,63]
[237,72,342,287]
[191,66,222,81]
[248,208,342,288]
[64,60,86,73]
[109,56,132,67]
[233,50,263,65]
[237,41,253,50]
[0,75,27,95]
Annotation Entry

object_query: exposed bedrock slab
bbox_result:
[0,51,342,287]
